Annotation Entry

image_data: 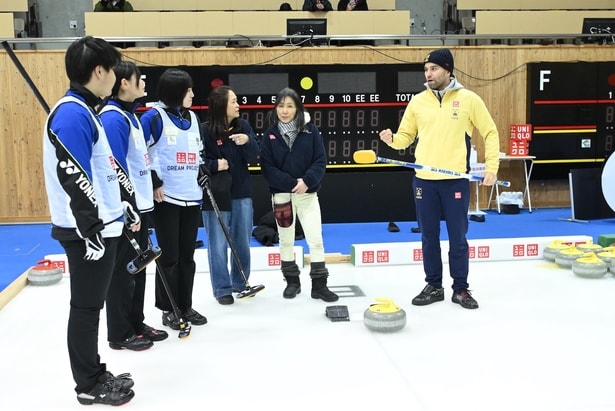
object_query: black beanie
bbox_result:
[424,48,454,73]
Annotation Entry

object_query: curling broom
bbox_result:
[353,150,511,187]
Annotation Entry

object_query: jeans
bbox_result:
[202,197,253,298]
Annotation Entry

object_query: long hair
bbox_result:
[156,68,193,108]
[206,85,240,140]
[268,87,306,130]
[110,61,141,97]
[65,36,121,85]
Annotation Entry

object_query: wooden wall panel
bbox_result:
[1,45,613,222]
[84,11,410,37]
[0,13,15,38]
[476,10,615,35]
[0,0,27,12]
[458,0,615,10]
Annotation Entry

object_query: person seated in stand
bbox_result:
[303,0,333,11]
[94,0,133,12]
[337,0,368,10]
[279,2,293,10]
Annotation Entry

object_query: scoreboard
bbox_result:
[138,63,425,169]
[137,63,428,222]
[527,62,615,179]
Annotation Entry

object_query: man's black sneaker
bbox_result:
[109,334,153,351]
[162,311,180,330]
[216,295,235,305]
[99,371,134,390]
[140,324,168,342]
[411,284,445,306]
[452,289,479,309]
[182,308,207,325]
[77,381,134,406]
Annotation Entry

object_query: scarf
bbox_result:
[278,119,300,149]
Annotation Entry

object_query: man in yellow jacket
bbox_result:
[379,48,500,309]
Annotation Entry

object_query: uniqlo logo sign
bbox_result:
[526,243,539,256]
[469,245,490,259]
[268,253,281,266]
[176,152,187,163]
[477,246,490,258]
[362,251,375,264]
[52,260,66,273]
[513,244,525,257]
[413,248,423,261]
[376,250,389,263]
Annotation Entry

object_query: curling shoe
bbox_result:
[162,311,180,330]
[411,284,444,306]
[182,308,207,325]
[109,334,153,351]
[452,289,479,309]
[216,294,235,305]
[99,371,134,390]
[140,324,168,342]
[77,381,134,406]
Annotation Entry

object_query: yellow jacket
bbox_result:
[390,80,500,180]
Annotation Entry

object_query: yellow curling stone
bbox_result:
[596,247,615,273]
[555,246,585,268]
[543,240,572,262]
[364,297,406,333]
[576,240,603,254]
[572,252,608,278]
[27,259,63,286]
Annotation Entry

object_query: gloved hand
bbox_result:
[84,232,105,261]
[122,201,141,228]
[197,164,211,188]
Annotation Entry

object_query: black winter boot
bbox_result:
[310,262,339,302]
[281,261,301,299]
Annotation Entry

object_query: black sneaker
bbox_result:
[216,295,235,305]
[76,381,134,406]
[99,371,134,390]
[182,308,207,325]
[411,284,445,306]
[162,311,180,330]
[452,289,479,309]
[140,324,169,342]
[109,334,153,351]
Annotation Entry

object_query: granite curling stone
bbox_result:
[27,259,63,286]
[364,297,406,333]
[596,247,615,273]
[555,246,585,268]
[543,239,572,262]
[572,252,608,278]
